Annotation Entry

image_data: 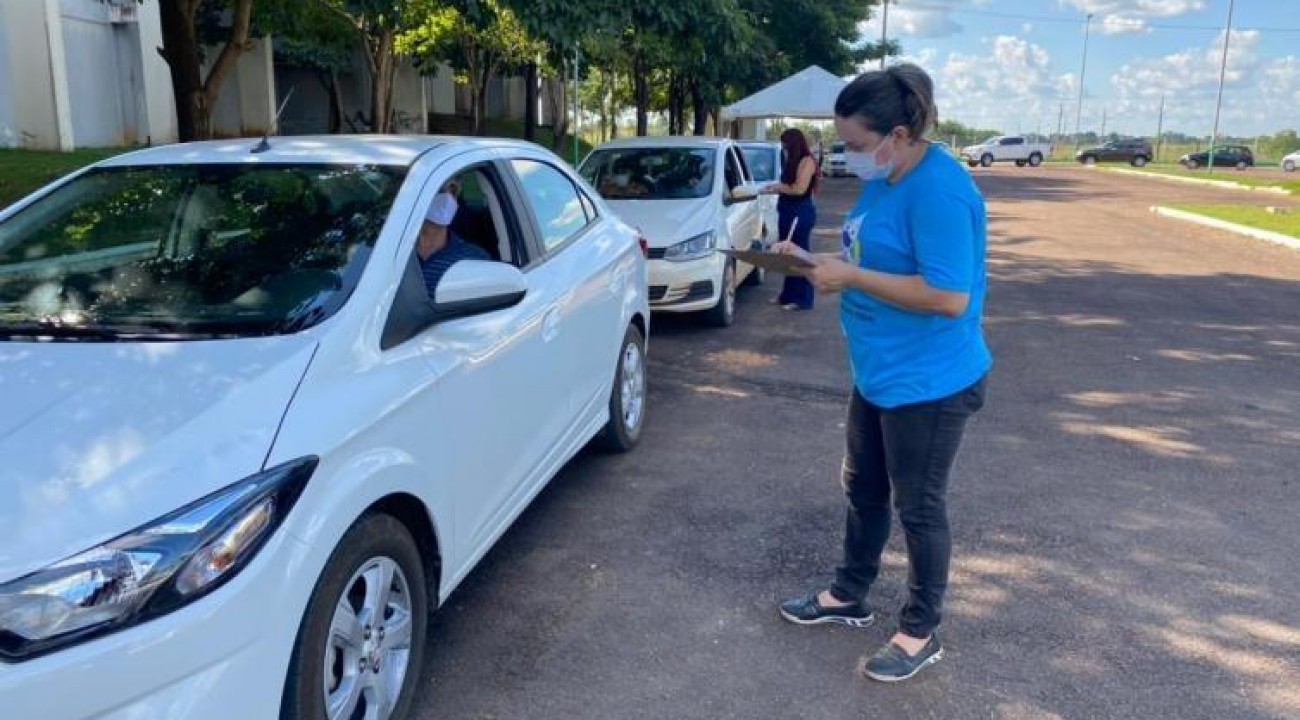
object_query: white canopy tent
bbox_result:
[722,66,849,138]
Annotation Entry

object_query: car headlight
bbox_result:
[663,231,717,262]
[0,457,317,662]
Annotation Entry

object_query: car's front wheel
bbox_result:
[1132,156,1148,167]
[597,323,647,452]
[980,154,994,168]
[283,514,428,720]
[1186,158,1200,169]
[1235,160,1248,170]
[1028,153,1043,167]
[1284,160,1296,173]
[705,260,737,328]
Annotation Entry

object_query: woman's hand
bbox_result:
[806,256,860,294]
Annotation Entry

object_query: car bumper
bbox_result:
[647,255,724,313]
[0,529,312,720]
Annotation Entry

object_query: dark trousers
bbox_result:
[831,379,986,638]
[777,198,816,309]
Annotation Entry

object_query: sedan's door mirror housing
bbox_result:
[433,260,528,320]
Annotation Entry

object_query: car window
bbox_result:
[0,163,404,337]
[579,147,716,200]
[511,160,589,253]
[741,146,778,182]
[731,148,752,182]
[724,149,743,191]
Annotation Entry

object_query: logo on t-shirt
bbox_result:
[842,215,864,265]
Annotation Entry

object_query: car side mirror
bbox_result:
[432,260,527,321]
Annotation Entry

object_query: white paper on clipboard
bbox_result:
[717,248,816,276]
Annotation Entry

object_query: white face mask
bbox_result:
[845,138,896,181]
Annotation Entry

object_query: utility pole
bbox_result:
[1208,0,1235,175]
[879,0,890,69]
[1074,13,1093,152]
[572,46,581,166]
[1056,103,1065,144]
[1100,107,1107,139]
[1155,94,1165,163]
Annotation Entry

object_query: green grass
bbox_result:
[1170,204,1300,239]
[1121,165,1300,194]
[0,148,123,209]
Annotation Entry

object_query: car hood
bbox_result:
[602,198,718,248]
[0,336,318,584]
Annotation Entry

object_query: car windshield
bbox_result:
[741,146,778,182]
[831,143,846,154]
[0,163,405,340]
[580,148,716,200]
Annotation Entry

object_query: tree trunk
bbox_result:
[524,62,538,141]
[549,73,569,150]
[158,0,204,142]
[691,82,708,136]
[633,53,649,137]
[328,71,344,134]
[369,30,395,133]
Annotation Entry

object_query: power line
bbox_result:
[892,1,1300,34]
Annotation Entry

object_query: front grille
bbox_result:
[648,285,669,302]
[647,247,667,260]
[682,280,714,302]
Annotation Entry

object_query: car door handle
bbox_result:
[542,306,561,342]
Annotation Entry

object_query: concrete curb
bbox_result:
[1150,206,1300,251]
[1105,167,1293,195]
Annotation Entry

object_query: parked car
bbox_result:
[1075,138,1154,167]
[0,136,649,720]
[738,141,782,247]
[1179,145,1254,169]
[960,135,1052,168]
[580,137,765,327]
[826,141,848,177]
[1281,150,1299,173]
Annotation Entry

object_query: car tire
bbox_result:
[596,323,647,453]
[1028,153,1043,167]
[1235,161,1247,170]
[1015,160,1027,168]
[980,154,994,168]
[1132,156,1148,167]
[1186,159,1200,169]
[705,260,737,328]
[966,161,978,168]
[1083,156,1097,167]
[1285,160,1296,173]
[282,514,428,720]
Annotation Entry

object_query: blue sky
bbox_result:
[857,0,1299,137]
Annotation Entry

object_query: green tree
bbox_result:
[399,0,544,135]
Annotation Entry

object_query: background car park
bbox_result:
[1180,144,1255,169]
[960,135,1051,168]
[1075,138,1154,167]
[1281,150,1299,172]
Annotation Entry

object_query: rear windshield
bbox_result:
[0,163,405,340]
[580,148,716,200]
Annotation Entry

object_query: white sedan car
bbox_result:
[1283,150,1299,173]
[0,136,648,720]
[579,137,764,327]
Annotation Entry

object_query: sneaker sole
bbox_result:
[779,608,876,628]
[862,648,944,683]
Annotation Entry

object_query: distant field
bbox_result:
[0,149,121,209]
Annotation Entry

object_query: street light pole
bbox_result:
[1207,0,1235,175]
[1155,94,1165,163]
[879,0,890,69]
[1074,13,1093,152]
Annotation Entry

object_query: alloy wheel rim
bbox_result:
[323,557,414,720]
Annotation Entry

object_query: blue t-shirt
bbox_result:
[839,145,992,408]
[420,233,490,298]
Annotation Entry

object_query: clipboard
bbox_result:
[717,248,816,276]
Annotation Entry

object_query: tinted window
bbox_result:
[725,149,744,190]
[579,148,716,200]
[512,160,588,252]
[741,146,778,182]
[0,164,404,338]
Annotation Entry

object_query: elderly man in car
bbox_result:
[417,190,488,298]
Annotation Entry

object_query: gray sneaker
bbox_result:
[862,635,944,682]
[779,592,875,628]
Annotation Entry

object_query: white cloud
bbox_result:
[858,0,972,41]
[1110,31,1298,135]
[1061,0,1205,17]
[1099,15,1152,35]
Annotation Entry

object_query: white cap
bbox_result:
[425,192,458,226]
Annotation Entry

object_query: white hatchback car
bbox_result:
[1283,150,1299,173]
[579,137,764,327]
[0,136,648,720]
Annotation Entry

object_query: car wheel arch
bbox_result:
[365,493,443,604]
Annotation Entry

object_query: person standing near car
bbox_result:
[775,63,992,683]
[762,128,820,311]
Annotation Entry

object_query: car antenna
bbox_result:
[251,85,296,154]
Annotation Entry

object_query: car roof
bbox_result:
[591,136,735,151]
[97,135,542,167]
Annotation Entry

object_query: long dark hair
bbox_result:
[779,128,819,194]
[835,63,937,140]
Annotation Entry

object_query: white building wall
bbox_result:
[209,37,275,137]
[0,0,64,149]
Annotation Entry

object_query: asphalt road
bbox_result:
[413,165,1300,720]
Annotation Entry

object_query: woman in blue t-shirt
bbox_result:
[775,63,992,683]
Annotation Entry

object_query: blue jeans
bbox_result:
[777,198,816,309]
[831,379,987,638]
